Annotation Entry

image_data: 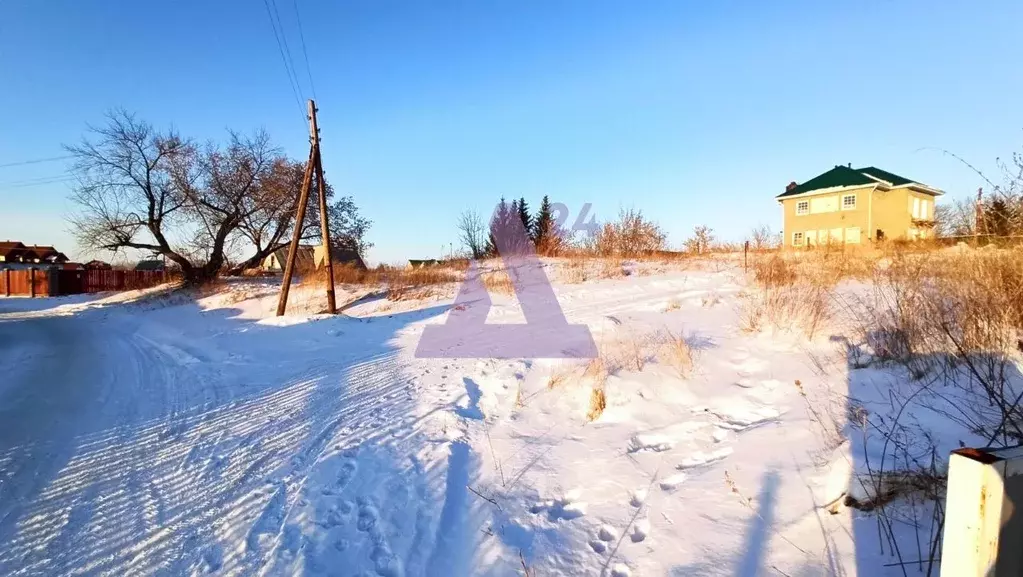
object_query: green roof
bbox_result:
[855,166,914,186]
[777,165,920,198]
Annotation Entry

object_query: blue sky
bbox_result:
[1,0,1022,264]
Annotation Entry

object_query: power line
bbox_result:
[269,0,304,96]
[0,172,71,185]
[0,176,75,190]
[261,0,306,124]
[0,155,74,169]
[291,0,317,99]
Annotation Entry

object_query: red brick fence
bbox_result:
[0,269,171,297]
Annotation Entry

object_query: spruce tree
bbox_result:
[532,195,555,253]
[517,197,531,238]
[484,197,509,257]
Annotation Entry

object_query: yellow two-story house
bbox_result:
[778,165,944,248]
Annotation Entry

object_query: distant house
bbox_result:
[135,260,166,272]
[261,244,364,272]
[408,259,446,269]
[777,165,944,248]
[0,241,35,265]
[0,240,72,269]
[315,245,367,271]
[262,245,315,272]
[85,260,113,270]
[24,245,69,264]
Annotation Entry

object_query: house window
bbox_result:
[842,194,856,210]
[810,196,839,213]
[792,232,804,246]
[845,227,861,244]
[796,200,809,215]
[911,196,927,219]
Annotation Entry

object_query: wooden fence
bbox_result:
[0,269,170,297]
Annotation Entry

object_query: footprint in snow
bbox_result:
[676,447,733,470]
[630,488,647,507]
[659,473,687,492]
[712,406,782,431]
[323,500,354,528]
[370,544,403,577]
[611,563,633,577]
[627,434,675,453]
[597,525,618,542]
[531,496,587,521]
[357,500,379,532]
[630,518,650,543]
[337,460,358,489]
[530,489,587,521]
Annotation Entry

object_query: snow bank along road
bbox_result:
[0,267,879,576]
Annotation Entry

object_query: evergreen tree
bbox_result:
[983,197,1014,238]
[484,197,509,257]
[517,197,531,238]
[532,195,557,254]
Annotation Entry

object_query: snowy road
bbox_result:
[0,296,465,576]
[0,306,184,574]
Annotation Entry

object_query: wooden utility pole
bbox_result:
[975,187,985,245]
[313,111,337,313]
[276,99,337,316]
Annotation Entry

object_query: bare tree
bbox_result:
[747,224,776,251]
[684,225,715,254]
[67,110,197,276]
[934,198,977,238]
[230,158,315,272]
[457,209,487,259]
[68,111,291,283]
[169,130,280,281]
[593,208,666,256]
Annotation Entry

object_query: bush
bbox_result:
[592,209,666,257]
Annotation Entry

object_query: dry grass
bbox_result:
[664,297,682,312]
[583,356,612,387]
[546,370,569,390]
[757,245,1023,570]
[701,292,721,308]
[656,329,696,378]
[559,260,591,284]
[848,248,1023,365]
[739,252,855,337]
[599,259,627,279]
[300,263,463,301]
[480,268,515,295]
[586,387,607,422]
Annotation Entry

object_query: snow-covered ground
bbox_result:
[0,261,947,576]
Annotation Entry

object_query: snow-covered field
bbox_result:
[0,259,952,576]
